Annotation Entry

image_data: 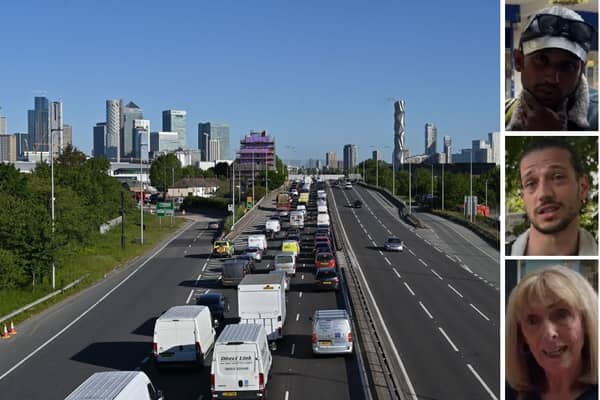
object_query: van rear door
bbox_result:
[215,345,258,394]
[156,320,197,362]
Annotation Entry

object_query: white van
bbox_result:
[211,324,272,399]
[317,203,327,214]
[153,305,215,367]
[264,219,281,235]
[311,309,353,355]
[289,210,304,229]
[247,234,268,255]
[274,252,296,276]
[317,190,326,200]
[64,371,164,400]
[316,213,330,228]
[238,274,286,341]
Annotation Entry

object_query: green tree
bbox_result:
[150,154,182,192]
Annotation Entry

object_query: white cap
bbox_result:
[521,6,588,62]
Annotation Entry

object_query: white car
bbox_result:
[384,236,404,251]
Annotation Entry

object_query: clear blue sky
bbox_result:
[0,0,499,162]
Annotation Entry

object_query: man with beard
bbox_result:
[510,139,597,256]
[506,6,597,131]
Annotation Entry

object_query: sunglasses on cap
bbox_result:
[521,13,595,52]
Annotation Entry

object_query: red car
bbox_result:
[315,252,336,269]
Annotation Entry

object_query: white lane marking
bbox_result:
[424,240,430,245]
[431,269,443,280]
[291,344,295,356]
[461,264,473,273]
[186,289,195,304]
[408,249,415,256]
[467,364,498,400]
[470,304,491,321]
[285,391,290,400]
[445,254,455,262]
[419,302,433,319]
[371,241,377,247]
[447,284,464,298]
[418,259,427,266]
[296,313,300,322]
[403,282,415,296]
[188,244,192,248]
[384,257,391,265]
[438,327,459,352]
[299,292,303,298]
[392,268,401,279]
[183,250,187,254]
[434,247,442,253]
[416,234,422,238]
[301,274,304,280]
[266,263,270,270]
[202,262,207,271]
[378,250,383,256]
[455,256,462,263]
[0,222,193,382]
[367,234,372,241]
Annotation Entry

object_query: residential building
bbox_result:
[238,130,275,184]
[325,152,336,169]
[0,135,17,161]
[0,116,6,135]
[162,110,186,149]
[209,139,221,161]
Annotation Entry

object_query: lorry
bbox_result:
[211,324,272,399]
[275,192,291,216]
[237,274,286,341]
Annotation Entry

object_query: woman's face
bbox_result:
[519,300,585,375]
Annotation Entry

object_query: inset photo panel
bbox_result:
[505,136,598,256]
[504,1,598,131]
[504,260,598,400]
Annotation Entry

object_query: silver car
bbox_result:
[384,236,404,251]
[311,309,353,355]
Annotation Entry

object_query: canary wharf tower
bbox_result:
[393,100,405,168]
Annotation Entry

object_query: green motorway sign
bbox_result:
[157,202,175,216]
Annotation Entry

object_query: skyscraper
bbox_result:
[0,116,6,135]
[49,101,63,157]
[425,123,437,156]
[14,133,29,160]
[343,144,357,173]
[163,110,187,149]
[106,99,121,161]
[443,135,452,164]
[133,119,150,159]
[121,101,143,160]
[63,124,73,149]
[198,122,230,161]
[28,96,49,152]
[326,152,336,169]
[93,122,106,158]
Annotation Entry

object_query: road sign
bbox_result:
[157,202,175,216]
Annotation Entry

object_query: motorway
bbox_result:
[332,183,500,400]
[0,189,363,399]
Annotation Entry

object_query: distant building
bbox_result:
[198,122,230,161]
[238,130,275,184]
[14,133,29,160]
[133,119,150,161]
[372,150,381,161]
[121,101,143,160]
[425,123,437,156]
[0,135,17,161]
[162,110,187,149]
[150,131,179,157]
[174,149,202,167]
[325,152,337,169]
[29,96,49,152]
[343,144,357,173]
[63,124,73,149]
[443,136,452,164]
[489,132,500,165]
[0,117,6,135]
[49,101,63,157]
[93,122,106,158]
[209,139,221,161]
[106,99,121,161]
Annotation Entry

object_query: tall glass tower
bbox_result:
[162,110,187,149]
[198,122,230,161]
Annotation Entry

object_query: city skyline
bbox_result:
[0,1,499,162]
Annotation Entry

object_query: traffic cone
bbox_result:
[1,323,9,339]
[9,320,16,335]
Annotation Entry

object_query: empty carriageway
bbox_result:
[330,183,499,400]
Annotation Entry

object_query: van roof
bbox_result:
[64,371,145,400]
[159,305,208,320]
[217,324,265,343]
[313,309,349,320]
[239,274,284,286]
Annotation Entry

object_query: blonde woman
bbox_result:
[506,265,597,400]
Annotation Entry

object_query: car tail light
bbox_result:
[210,373,215,390]
[348,332,353,342]
[328,259,335,267]
[312,333,317,344]
[332,277,339,282]
[152,342,158,357]
[259,373,265,391]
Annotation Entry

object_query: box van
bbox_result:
[317,203,327,214]
[317,190,326,200]
[64,371,164,400]
[211,324,272,399]
[274,251,296,276]
[269,269,290,291]
[317,213,330,228]
[238,274,286,340]
[311,309,353,355]
[153,305,215,367]
[281,240,299,257]
[264,219,281,236]
[247,234,268,255]
[222,258,252,287]
[289,211,304,230]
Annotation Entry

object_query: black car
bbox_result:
[315,268,340,291]
[354,200,362,208]
[195,292,227,321]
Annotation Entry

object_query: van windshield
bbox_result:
[276,256,294,263]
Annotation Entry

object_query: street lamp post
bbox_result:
[50,127,61,289]
[442,163,445,211]
[232,161,236,226]
[252,151,255,208]
[470,150,473,223]
[408,160,412,215]
[139,135,144,245]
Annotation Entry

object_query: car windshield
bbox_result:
[197,295,221,305]
[215,241,228,246]
[317,269,337,278]
[317,254,333,261]
[246,247,259,252]
[387,238,401,244]
[277,256,294,263]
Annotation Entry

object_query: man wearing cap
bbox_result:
[506,5,598,131]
